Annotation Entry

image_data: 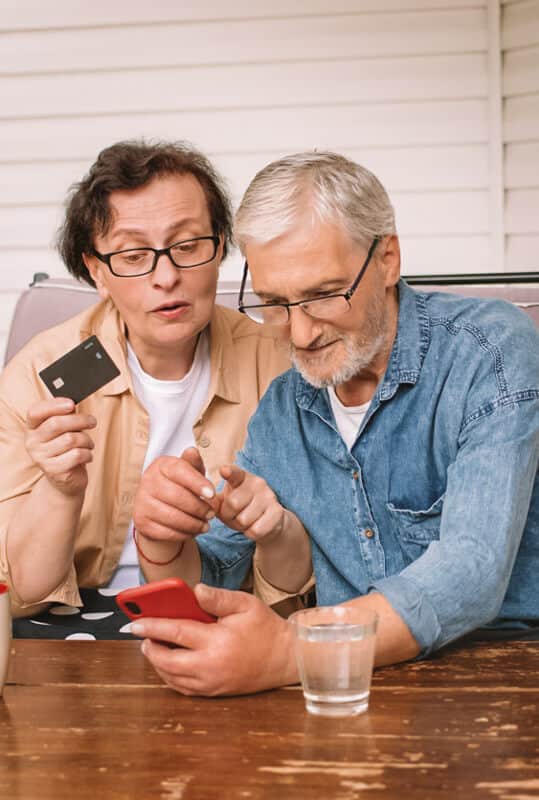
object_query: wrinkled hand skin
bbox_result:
[214,463,286,543]
[133,447,219,544]
[134,584,298,697]
[25,397,96,497]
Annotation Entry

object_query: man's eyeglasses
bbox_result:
[238,237,380,325]
[92,235,220,278]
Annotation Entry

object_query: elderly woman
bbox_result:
[0,140,288,636]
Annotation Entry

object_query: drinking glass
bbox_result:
[290,605,378,717]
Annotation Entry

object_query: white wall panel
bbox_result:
[502,0,539,270]
[0,251,68,289]
[0,100,489,162]
[505,189,539,232]
[1,55,488,119]
[503,47,539,95]
[504,94,539,140]
[0,1,488,31]
[502,0,539,49]
[505,142,539,186]
[1,10,487,74]
[505,234,539,269]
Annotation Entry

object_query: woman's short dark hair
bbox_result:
[57,139,233,286]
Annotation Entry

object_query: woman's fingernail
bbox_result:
[130,622,144,636]
[206,510,215,520]
[140,639,148,656]
[200,486,214,499]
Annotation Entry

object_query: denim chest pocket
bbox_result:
[386,494,445,546]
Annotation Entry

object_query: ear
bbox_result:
[379,235,401,288]
[82,253,110,300]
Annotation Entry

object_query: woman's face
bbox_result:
[84,172,222,380]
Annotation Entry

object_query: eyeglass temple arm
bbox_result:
[345,237,381,299]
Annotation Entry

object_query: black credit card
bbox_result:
[39,335,120,404]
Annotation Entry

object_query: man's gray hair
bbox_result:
[235,151,396,251]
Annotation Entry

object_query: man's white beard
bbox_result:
[289,294,390,389]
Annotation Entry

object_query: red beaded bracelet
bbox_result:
[132,527,184,566]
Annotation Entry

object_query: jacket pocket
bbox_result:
[386,494,445,545]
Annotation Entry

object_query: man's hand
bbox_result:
[25,398,96,497]
[133,447,218,544]
[216,465,286,543]
[131,586,298,696]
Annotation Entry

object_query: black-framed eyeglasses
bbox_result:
[92,235,220,278]
[238,237,380,325]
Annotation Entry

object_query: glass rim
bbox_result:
[289,605,378,629]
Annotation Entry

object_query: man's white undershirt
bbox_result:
[105,332,211,591]
[327,386,370,451]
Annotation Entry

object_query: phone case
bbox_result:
[39,335,120,404]
[116,578,216,624]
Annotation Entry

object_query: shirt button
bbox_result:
[352,471,359,480]
[199,436,211,448]
[364,528,375,539]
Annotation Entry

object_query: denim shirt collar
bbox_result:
[295,279,430,419]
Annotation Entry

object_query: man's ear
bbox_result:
[380,235,401,288]
[82,253,110,300]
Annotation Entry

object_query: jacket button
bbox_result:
[199,436,211,448]
[364,528,374,539]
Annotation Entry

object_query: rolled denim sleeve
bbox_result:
[197,521,255,590]
[371,394,539,655]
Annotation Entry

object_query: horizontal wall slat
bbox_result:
[505,188,539,232]
[505,234,539,269]
[505,142,539,187]
[502,0,539,50]
[0,145,490,206]
[0,100,489,161]
[0,191,490,250]
[0,10,488,74]
[0,1,489,31]
[504,93,539,140]
[0,251,68,288]
[1,54,488,119]
[503,46,539,95]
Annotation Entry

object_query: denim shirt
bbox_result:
[198,280,539,655]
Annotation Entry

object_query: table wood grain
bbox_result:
[1,639,538,799]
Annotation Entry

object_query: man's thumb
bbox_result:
[194,584,251,618]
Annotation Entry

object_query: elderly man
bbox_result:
[133,152,539,695]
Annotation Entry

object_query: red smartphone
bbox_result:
[116,578,216,624]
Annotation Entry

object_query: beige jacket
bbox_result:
[0,298,291,613]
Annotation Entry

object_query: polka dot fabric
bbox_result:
[12,588,136,640]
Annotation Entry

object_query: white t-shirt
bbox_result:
[327,386,370,451]
[106,332,211,590]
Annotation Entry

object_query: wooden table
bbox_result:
[1,638,538,799]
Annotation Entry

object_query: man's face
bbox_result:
[84,173,221,377]
[244,220,399,389]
